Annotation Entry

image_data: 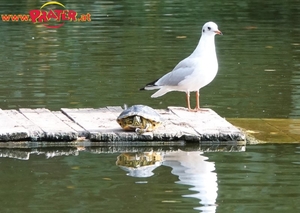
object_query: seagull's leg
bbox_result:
[195,91,209,112]
[186,92,192,110]
[195,90,201,110]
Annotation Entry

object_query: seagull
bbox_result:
[140,21,222,111]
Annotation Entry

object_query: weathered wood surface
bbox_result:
[19,108,78,141]
[3,109,45,141]
[0,106,245,143]
[169,107,243,141]
[52,111,87,137]
[0,109,29,141]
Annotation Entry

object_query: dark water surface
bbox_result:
[0,144,299,213]
[0,0,300,118]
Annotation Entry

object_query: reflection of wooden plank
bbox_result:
[4,109,44,141]
[0,148,30,160]
[0,109,29,141]
[19,108,78,141]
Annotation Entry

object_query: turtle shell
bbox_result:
[117,105,162,132]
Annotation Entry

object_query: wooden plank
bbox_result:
[0,109,29,141]
[155,109,200,142]
[0,106,245,143]
[62,107,198,142]
[52,111,88,137]
[62,107,125,141]
[61,107,123,132]
[4,109,45,141]
[168,107,245,141]
[62,106,245,142]
[19,108,78,141]
[106,106,123,112]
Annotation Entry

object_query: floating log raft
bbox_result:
[0,106,245,143]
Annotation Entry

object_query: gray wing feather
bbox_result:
[156,57,195,86]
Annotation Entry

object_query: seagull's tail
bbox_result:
[150,88,169,98]
[140,85,161,91]
[139,78,160,91]
[140,78,170,97]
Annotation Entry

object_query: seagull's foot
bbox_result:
[186,107,209,112]
[187,108,200,112]
[193,107,210,112]
[187,107,196,112]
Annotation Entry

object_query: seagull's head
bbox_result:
[202,22,222,36]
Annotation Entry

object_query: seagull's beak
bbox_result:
[214,30,223,35]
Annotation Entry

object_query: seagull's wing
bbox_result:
[155,57,196,86]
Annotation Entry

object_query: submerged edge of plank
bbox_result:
[0,107,245,143]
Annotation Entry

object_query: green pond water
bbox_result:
[1,0,300,212]
[0,0,299,118]
[0,144,299,213]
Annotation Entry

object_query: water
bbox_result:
[0,0,299,118]
[1,1,300,212]
[0,144,299,213]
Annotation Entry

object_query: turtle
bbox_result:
[116,105,162,133]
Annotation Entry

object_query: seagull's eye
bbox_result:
[208,27,211,31]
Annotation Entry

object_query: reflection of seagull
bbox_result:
[163,150,218,212]
[140,21,222,111]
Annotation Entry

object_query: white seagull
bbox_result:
[140,21,222,111]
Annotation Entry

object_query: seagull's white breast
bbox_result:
[178,53,218,92]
